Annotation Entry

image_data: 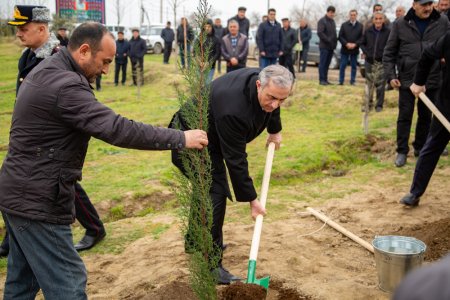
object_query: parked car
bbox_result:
[106,25,132,40]
[247,28,259,59]
[140,25,165,54]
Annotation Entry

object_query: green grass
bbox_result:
[0,37,449,270]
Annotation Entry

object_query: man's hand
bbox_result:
[230,57,238,66]
[278,51,283,56]
[410,83,426,97]
[267,132,282,150]
[390,79,401,89]
[184,130,208,149]
[250,199,266,220]
[260,51,266,57]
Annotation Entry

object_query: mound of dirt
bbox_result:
[221,282,267,300]
[141,281,197,300]
[395,218,450,261]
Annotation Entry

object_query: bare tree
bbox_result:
[167,0,187,69]
[112,0,128,26]
[249,11,262,27]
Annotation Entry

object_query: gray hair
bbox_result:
[259,65,294,89]
[228,19,239,27]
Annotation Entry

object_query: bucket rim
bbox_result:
[372,235,427,255]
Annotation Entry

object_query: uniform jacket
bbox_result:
[338,20,363,55]
[414,31,450,133]
[299,25,312,49]
[256,20,283,58]
[317,15,337,50]
[281,26,297,54]
[160,27,175,43]
[360,24,391,63]
[0,47,185,224]
[221,33,248,66]
[129,36,147,59]
[228,15,250,36]
[16,33,60,93]
[383,8,450,89]
[171,68,281,202]
[115,39,130,64]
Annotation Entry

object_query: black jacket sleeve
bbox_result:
[383,21,400,83]
[414,33,447,85]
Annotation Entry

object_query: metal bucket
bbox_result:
[372,235,426,293]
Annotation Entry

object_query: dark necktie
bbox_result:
[26,50,36,65]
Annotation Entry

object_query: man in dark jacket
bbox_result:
[257,8,283,68]
[227,6,250,37]
[221,20,248,73]
[213,18,225,73]
[129,28,147,86]
[194,19,221,83]
[0,22,208,298]
[279,18,297,78]
[338,9,363,85]
[317,6,338,85]
[399,31,450,207]
[360,12,391,112]
[2,5,106,258]
[298,19,312,72]
[177,17,195,68]
[383,0,449,167]
[56,27,69,47]
[170,65,294,284]
[161,21,175,64]
[114,31,130,86]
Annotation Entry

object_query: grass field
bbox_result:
[0,36,447,273]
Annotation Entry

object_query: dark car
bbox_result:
[307,30,341,69]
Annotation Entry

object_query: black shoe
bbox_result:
[350,82,356,86]
[442,149,449,156]
[400,193,420,207]
[375,106,383,112]
[395,153,407,167]
[319,81,328,86]
[212,266,242,285]
[74,231,106,252]
[0,246,8,258]
[338,82,343,85]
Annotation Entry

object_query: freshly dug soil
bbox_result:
[395,218,450,261]
[221,282,267,300]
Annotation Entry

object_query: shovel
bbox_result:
[246,142,276,290]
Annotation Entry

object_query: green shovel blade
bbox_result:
[246,259,270,290]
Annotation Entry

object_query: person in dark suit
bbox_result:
[114,31,130,86]
[317,5,337,85]
[56,27,69,47]
[1,4,106,259]
[0,22,208,298]
[400,31,450,206]
[160,21,175,64]
[170,65,294,284]
[257,8,283,68]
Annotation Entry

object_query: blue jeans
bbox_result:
[319,48,334,83]
[3,213,87,300]
[260,57,277,68]
[179,44,191,68]
[339,53,358,84]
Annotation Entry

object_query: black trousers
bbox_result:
[131,57,144,85]
[410,123,450,197]
[0,183,104,251]
[396,88,436,154]
[163,42,172,63]
[279,52,295,78]
[114,62,127,84]
[74,183,104,237]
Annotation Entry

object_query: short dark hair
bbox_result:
[327,6,336,13]
[373,3,382,10]
[68,22,111,54]
[281,18,289,21]
[238,6,246,11]
[117,31,124,34]
[166,21,171,25]
[268,8,276,14]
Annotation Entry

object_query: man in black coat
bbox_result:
[160,21,175,64]
[297,19,312,73]
[227,6,250,37]
[400,31,450,206]
[317,6,337,85]
[170,65,294,284]
[1,5,106,258]
[360,12,390,111]
[383,0,449,167]
[338,9,363,85]
[194,19,221,83]
[0,22,208,298]
[129,28,147,86]
[176,17,195,68]
[213,18,226,73]
[279,18,297,78]
[114,31,130,86]
[257,8,283,68]
[56,27,69,47]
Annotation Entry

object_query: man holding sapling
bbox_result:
[170,65,294,284]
